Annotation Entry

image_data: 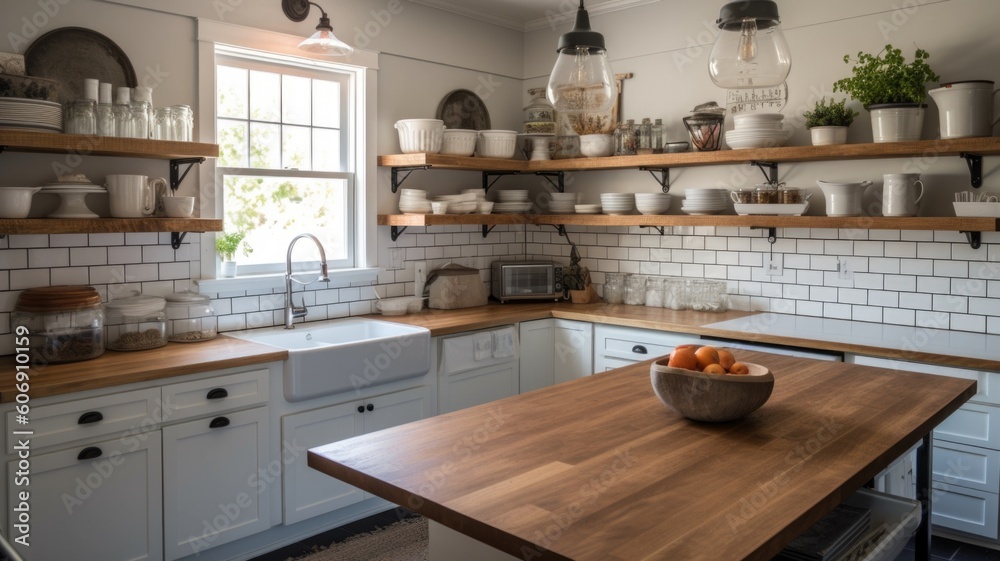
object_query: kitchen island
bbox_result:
[309,350,976,561]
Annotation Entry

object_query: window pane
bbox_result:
[282,125,311,170]
[217,119,248,168]
[249,122,281,169]
[313,128,341,172]
[249,70,281,122]
[217,66,247,119]
[312,79,340,128]
[223,175,349,266]
[282,75,311,126]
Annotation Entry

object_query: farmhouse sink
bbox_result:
[231,318,430,401]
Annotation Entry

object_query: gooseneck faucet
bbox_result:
[284,233,331,329]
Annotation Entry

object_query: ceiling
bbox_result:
[408,0,662,32]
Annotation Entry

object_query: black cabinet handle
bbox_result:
[632,345,648,354]
[207,388,228,400]
[78,447,102,460]
[209,417,230,429]
[77,411,104,425]
[357,405,365,413]
[366,403,374,412]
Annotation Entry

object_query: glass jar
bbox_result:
[732,189,754,204]
[754,183,780,204]
[165,291,217,342]
[603,273,626,304]
[104,295,167,351]
[651,118,664,153]
[780,187,803,204]
[113,87,133,138]
[64,99,97,135]
[523,87,555,123]
[687,280,729,312]
[623,275,647,306]
[171,105,193,141]
[663,278,687,310]
[152,107,173,140]
[12,286,105,364]
[619,119,637,156]
[645,277,666,307]
[637,117,653,154]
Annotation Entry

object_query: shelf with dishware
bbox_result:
[0,217,223,235]
[0,129,219,160]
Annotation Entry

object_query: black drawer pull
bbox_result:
[78,447,102,460]
[206,388,229,400]
[357,405,365,413]
[77,411,104,425]
[632,345,648,354]
[366,403,374,412]
[209,417,230,429]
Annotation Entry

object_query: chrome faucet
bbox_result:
[284,233,331,329]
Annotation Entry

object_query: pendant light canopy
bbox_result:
[708,0,791,88]
[546,1,615,114]
[282,0,354,56]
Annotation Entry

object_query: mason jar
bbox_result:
[12,286,105,364]
[603,273,626,304]
[104,295,167,351]
[623,275,647,306]
[165,291,217,342]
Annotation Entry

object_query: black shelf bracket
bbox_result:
[390,166,430,194]
[171,232,187,249]
[390,226,407,242]
[641,167,671,193]
[545,224,568,238]
[751,226,778,244]
[0,145,6,155]
[169,157,206,192]
[751,161,779,185]
[482,224,496,238]
[961,231,982,250]
[535,171,565,192]
[960,153,983,188]
[640,225,665,235]
[483,171,520,193]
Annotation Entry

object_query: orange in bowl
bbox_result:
[650,358,774,422]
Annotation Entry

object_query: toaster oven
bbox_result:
[491,261,563,302]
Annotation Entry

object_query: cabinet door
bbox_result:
[519,319,555,393]
[363,386,433,435]
[439,362,519,414]
[162,407,270,561]
[934,402,1000,451]
[554,320,593,384]
[281,402,364,525]
[932,481,1000,540]
[932,439,1000,493]
[8,433,162,561]
[593,325,696,372]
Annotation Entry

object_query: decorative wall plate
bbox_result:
[436,89,491,130]
[25,27,137,105]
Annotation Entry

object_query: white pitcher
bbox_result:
[816,179,872,217]
[881,173,924,217]
[928,81,1000,139]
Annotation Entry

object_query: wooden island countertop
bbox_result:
[309,350,977,561]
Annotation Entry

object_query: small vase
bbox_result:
[221,261,237,278]
[867,103,926,143]
[809,126,848,146]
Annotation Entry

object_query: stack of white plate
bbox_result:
[574,204,602,214]
[547,192,579,214]
[600,193,635,215]
[398,188,431,214]
[434,193,478,214]
[0,97,62,132]
[635,193,673,215]
[494,189,532,213]
[681,188,728,215]
[725,112,789,149]
[40,181,105,218]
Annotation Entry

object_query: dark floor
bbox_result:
[893,535,1000,561]
[248,507,420,561]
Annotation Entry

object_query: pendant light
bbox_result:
[282,0,354,56]
[546,0,615,114]
[708,0,791,88]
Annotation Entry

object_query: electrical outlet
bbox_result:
[388,248,404,270]
[837,258,852,281]
[414,261,427,297]
[764,254,783,276]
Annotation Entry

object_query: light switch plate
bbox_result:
[388,248,404,270]
[414,261,427,297]
[765,254,783,276]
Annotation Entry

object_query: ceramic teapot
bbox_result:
[816,179,873,217]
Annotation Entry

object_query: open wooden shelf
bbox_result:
[0,218,223,236]
[0,130,219,160]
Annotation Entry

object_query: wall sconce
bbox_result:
[546,0,615,114]
[282,0,354,56]
[708,0,791,88]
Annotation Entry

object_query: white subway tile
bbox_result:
[9,235,49,248]
[853,273,883,290]
[950,314,986,333]
[126,233,159,245]
[783,228,810,239]
[768,299,796,314]
[107,246,142,264]
[0,250,27,269]
[71,247,107,266]
[838,288,868,305]
[852,306,882,323]
[158,262,189,281]
[140,281,175,297]
[628,248,651,262]
[50,267,90,286]
[717,252,739,266]
[934,231,966,243]
[883,308,915,326]
[716,227,740,237]
[217,314,247,332]
[952,243,988,262]
[246,311,274,330]
[10,269,49,290]
[783,284,809,300]
[705,237,727,251]
[48,234,89,247]
[350,300,373,316]
[824,303,852,319]
[760,283,783,298]
[933,260,968,278]
[968,260,1000,280]
[142,245,175,263]
[868,291,899,308]
[728,237,751,251]
[739,282,762,296]
[917,276,951,294]
[750,237,772,253]
[796,239,825,254]
[899,292,932,310]
[950,278,987,297]
[970,297,1000,316]
[232,296,260,314]
[869,258,900,274]
[660,236,682,249]
[88,233,125,246]
[915,311,950,329]
[693,250,716,264]
[916,243,951,260]
[853,241,884,257]
[739,253,763,267]
[658,262,682,276]
[900,259,933,276]
[885,242,917,258]
[749,296,771,312]
[811,229,839,240]
[900,231,934,242]
[797,269,824,285]
[932,294,967,313]
[784,254,809,269]
[811,286,838,302]
[811,255,838,271]
[125,264,159,282]
[0,272,7,291]
[672,249,693,263]
[869,230,900,241]
[840,229,869,241]
[989,317,1000,335]
[704,265,727,279]
[681,236,704,250]
[89,266,125,285]
[796,300,823,316]
[825,240,853,255]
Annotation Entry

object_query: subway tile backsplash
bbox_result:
[0,224,998,355]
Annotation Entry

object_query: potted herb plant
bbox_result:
[803,97,859,146]
[215,231,252,278]
[833,44,940,143]
[563,244,600,303]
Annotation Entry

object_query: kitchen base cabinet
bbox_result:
[162,406,270,561]
[437,328,519,414]
[593,324,699,372]
[8,432,163,561]
[519,319,593,392]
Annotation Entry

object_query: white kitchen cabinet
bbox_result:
[553,320,594,385]
[282,385,432,524]
[519,319,594,393]
[8,431,163,561]
[593,324,699,372]
[438,328,519,414]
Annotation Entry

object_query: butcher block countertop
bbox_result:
[0,336,286,403]
[309,350,977,561]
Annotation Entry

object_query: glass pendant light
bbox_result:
[546,1,615,114]
[708,0,791,88]
[282,0,354,56]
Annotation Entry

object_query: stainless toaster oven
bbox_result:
[491,261,563,302]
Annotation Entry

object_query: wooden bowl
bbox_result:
[650,358,774,422]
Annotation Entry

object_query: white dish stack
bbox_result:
[635,193,673,215]
[681,189,728,215]
[398,189,432,214]
[725,113,789,149]
[494,190,532,213]
[546,192,579,214]
[434,193,478,214]
[600,193,635,215]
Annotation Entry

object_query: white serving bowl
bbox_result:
[579,133,614,157]
[431,202,449,214]
[395,119,445,154]
[0,186,41,218]
[376,296,424,316]
[163,196,195,218]
[447,201,478,214]
[477,201,494,214]
[441,129,478,156]
[476,130,518,159]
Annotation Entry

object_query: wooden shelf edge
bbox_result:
[0,130,219,159]
[0,218,224,235]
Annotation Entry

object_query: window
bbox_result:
[214,47,360,275]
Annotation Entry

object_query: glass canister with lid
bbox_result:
[12,286,105,364]
[104,295,168,351]
[164,291,217,342]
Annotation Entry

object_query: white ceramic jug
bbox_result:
[816,180,873,217]
[928,80,1000,139]
[881,173,924,217]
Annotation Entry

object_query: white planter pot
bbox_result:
[221,261,237,278]
[868,104,925,143]
[809,126,849,146]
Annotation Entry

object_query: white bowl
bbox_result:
[399,188,427,198]
[0,186,41,218]
[447,201,478,214]
[476,130,518,159]
[477,201,494,214]
[733,113,785,127]
[579,134,614,158]
[441,129,478,156]
[435,193,478,203]
[163,196,195,218]
[431,202,449,214]
[376,296,423,316]
[395,119,445,154]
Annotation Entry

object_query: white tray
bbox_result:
[954,202,1000,217]
[734,203,809,216]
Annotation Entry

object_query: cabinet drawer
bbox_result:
[931,482,999,540]
[851,356,999,406]
[162,369,269,423]
[6,387,160,454]
[933,402,1000,450]
[594,325,696,362]
[932,440,1000,493]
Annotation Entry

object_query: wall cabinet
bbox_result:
[519,319,594,392]
[593,324,699,373]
